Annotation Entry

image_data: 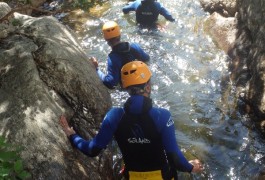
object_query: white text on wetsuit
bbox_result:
[128,138,151,144]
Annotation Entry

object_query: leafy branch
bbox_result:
[0,136,31,180]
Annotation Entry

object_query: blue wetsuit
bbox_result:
[122,0,175,27]
[96,42,149,89]
[69,95,193,179]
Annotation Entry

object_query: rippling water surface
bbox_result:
[74,0,265,179]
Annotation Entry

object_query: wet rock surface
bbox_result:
[202,0,265,136]
[0,3,112,179]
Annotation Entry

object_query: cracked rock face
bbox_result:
[0,6,113,180]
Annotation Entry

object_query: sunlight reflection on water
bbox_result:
[72,0,265,178]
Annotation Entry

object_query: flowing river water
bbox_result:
[64,0,265,179]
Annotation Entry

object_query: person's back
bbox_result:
[108,41,147,72]
[114,96,170,179]
[122,0,175,28]
[135,0,160,27]
[91,21,150,89]
[116,61,202,179]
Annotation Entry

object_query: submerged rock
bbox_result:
[204,12,237,54]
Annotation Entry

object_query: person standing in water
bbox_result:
[122,0,175,29]
[91,21,150,89]
[60,61,203,179]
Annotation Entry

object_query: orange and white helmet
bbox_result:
[102,21,121,40]
[121,61,152,88]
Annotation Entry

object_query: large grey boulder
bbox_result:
[0,10,112,180]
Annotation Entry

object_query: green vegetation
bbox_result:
[10,19,22,26]
[0,136,31,180]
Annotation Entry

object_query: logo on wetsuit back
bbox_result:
[141,12,153,15]
[128,138,150,144]
[128,124,151,144]
[166,118,174,127]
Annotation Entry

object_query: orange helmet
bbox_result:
[121,61,152,88]
[102,21,121,40]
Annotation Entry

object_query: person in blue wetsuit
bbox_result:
[60,61,203,179]
[91,21,150,89]
[122,0,175,28]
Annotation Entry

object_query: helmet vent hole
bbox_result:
[123,72,129,75]
[107,28,115,32]
[130,70,136,74]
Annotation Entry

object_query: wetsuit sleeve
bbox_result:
[96,69,106,83]
[69,108,123,157]
[152,109,193,172]
[158,3,175,22]
[122,0,141,14]
[69,134,102,157]
[96,56,120,89]
[131,43,150,62]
